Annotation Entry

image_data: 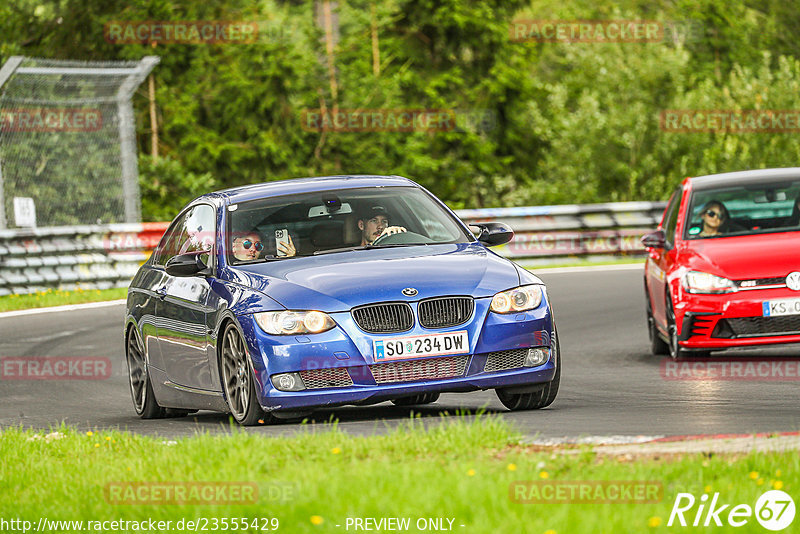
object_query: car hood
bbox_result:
[228,243,521,312]
[680,232,800,280]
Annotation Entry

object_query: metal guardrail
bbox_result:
[457,201,667,264]
[0,202,666,295]
[0,222,167,296]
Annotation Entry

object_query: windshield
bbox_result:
[226,186,471,264]
[685,180,800,239]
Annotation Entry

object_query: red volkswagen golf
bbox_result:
[643,168,800,359]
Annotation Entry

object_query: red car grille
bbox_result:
[369,355,469,384]
[299,367,353,389]
[735,277,787,289]
[726,316,800,338]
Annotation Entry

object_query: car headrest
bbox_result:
[311,221,344,248]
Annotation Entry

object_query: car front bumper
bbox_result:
[676,286,800,349]
[237,296,557,412]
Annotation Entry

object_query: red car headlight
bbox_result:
[682,271,737,294]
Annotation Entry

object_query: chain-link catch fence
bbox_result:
[0,56,159,229]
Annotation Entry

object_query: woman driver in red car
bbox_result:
[698,200,730,237]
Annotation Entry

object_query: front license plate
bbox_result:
[373,331,469,361]
[762,298,800,317]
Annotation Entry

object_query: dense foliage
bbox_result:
[2,0,800,219]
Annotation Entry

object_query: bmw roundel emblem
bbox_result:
[787,272,800,291]
[402,287,418,297]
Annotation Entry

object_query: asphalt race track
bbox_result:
[1,266,799,439]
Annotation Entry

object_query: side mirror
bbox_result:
[471,222,514,247]
[641,230,666,249]
[165,252,211,277]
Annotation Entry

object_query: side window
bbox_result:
[153,204,215,266]
[662,188,682,248]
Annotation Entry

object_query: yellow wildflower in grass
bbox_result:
[507,463,517,471]
[749,471,758,480]
[757,478,764,486]
[310,516,323,525]
[704,485,711,493]
[105,436,111,441]
[467,469,476,476]
[648,517,662,528]
[544,530,556,534]
[776,469,782,477]
[86,431,93,436]
[94,443,100,448]
[539,471,549,479]
[331,447,341,454]
[773,480,784,490]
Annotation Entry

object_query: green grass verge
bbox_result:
[1,417,795,533]
[0,287,127,312]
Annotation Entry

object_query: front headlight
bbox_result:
[682,271,737,294]
[490,285,544,313]
[254,310,336,335]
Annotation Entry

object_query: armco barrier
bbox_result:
[456,201,667,263]
[0,222,168,297]
[0,202,665,296]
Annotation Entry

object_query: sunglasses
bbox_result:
[240,239,263,251]
[704,209,724,219]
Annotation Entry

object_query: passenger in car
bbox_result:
[232,231,296,260]
[698,200,730,237]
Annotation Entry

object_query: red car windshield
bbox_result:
[685,181,800,239]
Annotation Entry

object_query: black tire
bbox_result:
[126,326,165,419]
[496,326,561,411]
[666,295,689,361]
[220,322,271,426]
[392,392,440,406]
[646,294,669,356]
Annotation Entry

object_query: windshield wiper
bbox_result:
[313,246,368,255]
[312,243,424,255]
[364,243,425,249]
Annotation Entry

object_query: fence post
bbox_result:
[0,56,25,230]
[116,56,160,224]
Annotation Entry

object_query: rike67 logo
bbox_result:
[669,490,795,530]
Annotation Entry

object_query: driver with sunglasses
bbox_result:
[698,200,729,237]
[232,231,296,261]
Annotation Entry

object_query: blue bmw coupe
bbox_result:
[125,175,559,425]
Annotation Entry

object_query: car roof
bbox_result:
[688,168,800,191]
[207,175,417,204]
